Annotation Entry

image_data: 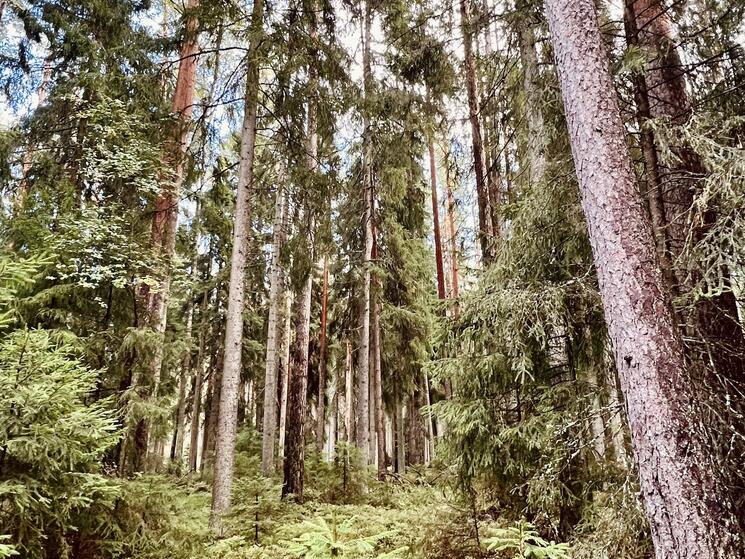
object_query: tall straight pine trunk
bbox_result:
[356,0,373,465]
[209,0,264,532]
[122,0,201,474]
[544,0,740,555]
[316,254,329,452]
[260,181,288,474]
[459,0,493,262]
[282,2,319,500]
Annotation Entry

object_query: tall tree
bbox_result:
[544,0,740,555]
[316,253,330,452]
[260,179,288,474]
[121,0,201,474]
[356,0,373,465]
[282,0,320,501]
[209,0,264,532]
[459,0,493,261]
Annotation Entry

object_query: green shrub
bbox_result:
[0,329,120,557]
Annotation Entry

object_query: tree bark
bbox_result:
[281,265,314,501]
[544,0,740,555]
[122,0,201,474]
[372,297,385,479]
[459,0,494,262]
[316,254,329,452]
[209,0,263,532]
[261,180,288,475]
[282,5,319,498]
[356,0,373,465]
[344,339,354,444]
[278,290,293,462]
[515,12,547,183]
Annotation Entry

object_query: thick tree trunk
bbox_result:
[261,182,288,475]
[459,0,493,262]
[356,0,373,465]
[209,0,263,532]
[316,254,329,452]
[282,6,319,498]
[281,268,313,500]
[545,0,740,555]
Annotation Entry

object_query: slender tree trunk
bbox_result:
[459,0,493,262]
[261,181,288,475]
[372,297,385,479]
[356,0,373,464]
[172,200,202,464]
[188,282,210,472]
[316,254,329,452]
[209,0,264,532]
[121,0,201,474]
[423,373,435,464]
[201,351,222,474]
[344,339,354,444]
[429,139,446,300]
[516,13,547,183]
[445,159,460,307]
[393,385,405,473]
[278,290,292,462]
[545,0,740,555]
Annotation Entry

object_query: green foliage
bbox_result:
[483,520,570,558]
[284,512,402,559]
[0,329,120,557]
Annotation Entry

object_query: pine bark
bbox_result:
[356,0,373,464]
[281,266,313,501]
[316,254,329,452]
[459,0,493,262]
[372,297,385,478]
[261,181,288,475]
[282,5,319,498]
[544,0,740,555]
[209,0,263,532]
[277,290,293,461]
[122,0,201,474]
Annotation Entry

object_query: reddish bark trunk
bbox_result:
[545,0,740,554]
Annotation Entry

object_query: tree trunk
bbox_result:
[201,351,222,474]
[316,254,329,452]
[344,339,354,444]
[515,13,547,183]
[628,0,745,389]
[281,267,313,501]
[429,138,446,300]
[172,200,202,464]
[545,0,740,555]
[128,0,201,473]
[282,5,319,498]
[188,283,210,472]
[278,290,293,462]
[209,0,263,532]
[372,297,385,479]
[356,0,373,465]
[393,385,405,473]
[261,181,288,475]
[459,0,493,262]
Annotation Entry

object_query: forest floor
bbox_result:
[123,464,479,559]
[118,436,497,559]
